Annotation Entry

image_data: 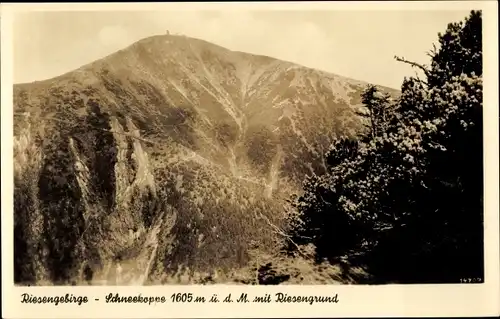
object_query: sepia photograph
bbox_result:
[9,5,488,288]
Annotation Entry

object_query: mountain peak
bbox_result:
[13,33,398,285]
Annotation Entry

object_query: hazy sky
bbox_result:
[13,9,472,88]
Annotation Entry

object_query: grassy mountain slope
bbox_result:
[13,34,398,285]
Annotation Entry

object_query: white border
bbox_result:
[2,2,499,318]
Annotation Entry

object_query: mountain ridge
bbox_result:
[15,34,397,90]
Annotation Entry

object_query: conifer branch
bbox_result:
[394,56,431,78]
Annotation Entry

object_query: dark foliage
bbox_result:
[289,11,484,283]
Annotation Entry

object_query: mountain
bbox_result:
[13,33,399,285]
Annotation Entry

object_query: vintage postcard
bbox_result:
[1,1,499,318]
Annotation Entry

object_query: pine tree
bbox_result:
[357,85,394,140]
[288,84,394,261]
